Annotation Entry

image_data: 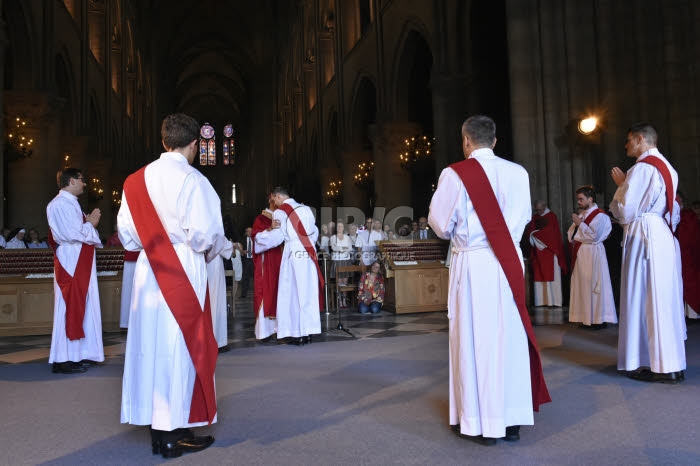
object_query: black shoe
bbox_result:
[260,335,275,343]
[300,336,310,345]
[218,345,230,354]
[502,425,520,442]
[287,337,302,346]
[52,362,87,374]
[591,323,607,330]
[451,425,497,446]
[155,436,214,458]
[80,359,98,368]
[628,368,684,384]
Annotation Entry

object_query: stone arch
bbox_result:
[348,74,377,150]
[2,0,36,90]
[391,22,433,130]
[54,52,77,136]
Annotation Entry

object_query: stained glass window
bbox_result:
[199,123,215,166]
[223,123,234,165]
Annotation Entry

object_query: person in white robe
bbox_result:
[610,122,686,383]
[263,187,321,344]
[119,257,136,328]
[361,220,387,266]
[119,113,222,457]
[567,186,617,328]
[6,228,27,248]
[429,115,534,444]
[46,168,104,374]
[207,236,234,350]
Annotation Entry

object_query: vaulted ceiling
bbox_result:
[136,0,298,129]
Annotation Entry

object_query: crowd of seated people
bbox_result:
[0,227,49,249]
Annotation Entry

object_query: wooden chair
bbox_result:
[224,270,237,318]
[334,264,367,310]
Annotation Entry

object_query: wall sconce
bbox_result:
[578,117,598,135]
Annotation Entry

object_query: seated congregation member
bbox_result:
[567,186,617,329]
[6,228,27,248]
[26,228,48,248]
[357,261,385,314]
[331,220,354,307]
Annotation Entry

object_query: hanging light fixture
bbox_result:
[5,116,34,159]
[325,179,342,200]
[399,134,434,169]
[353,162,374,187]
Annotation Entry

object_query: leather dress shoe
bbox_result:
[154,436,215,458]
[301,336,312,345]
[502,425,520,442]
[628,368,685,384]
[79,360,98,368]
[218,344,230,354]
[451,425,497,446]
[288,337,302,346]
[52,362,87,374]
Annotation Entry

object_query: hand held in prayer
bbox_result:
[571,213,583,226]
[86,208,101,227]
[611,167,627,187]
[272,219,281,229]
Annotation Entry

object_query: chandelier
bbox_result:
[353,162,374,187]
[399,134,434,169]
[112,190,121,207]
[5,116,34,159]
[325,179,342,200]
[89,177,104,201]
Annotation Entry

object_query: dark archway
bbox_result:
[395,30,434,217]
[349,76,377,213]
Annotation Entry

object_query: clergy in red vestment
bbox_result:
[676,192,700,319]
[525,200,568,306]
[251,193,283,340]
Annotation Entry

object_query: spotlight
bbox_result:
[578,117,598,135]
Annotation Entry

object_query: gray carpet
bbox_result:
[1,323,699,465]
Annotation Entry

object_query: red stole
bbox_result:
[123,250,140,262]
[48,224,95,341]
[278,202,325,310]
[450,158,551,411]
[570,208,605,271]
[677,208,700,312]
[526,211,568,281]
[123,167,217,424]
[252,211,283,318]
[638,155,674,231]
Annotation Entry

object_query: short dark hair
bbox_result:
[628,122,658,146]
[57,168,83,188]
[161,113,200,150]
[461,115,497,147]
[575,185,596,202]
[272,186,290,197]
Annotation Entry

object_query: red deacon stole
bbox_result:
[48,227,95,341]
[278,202,325,310]
[449,158,551,411]
[123,167,217,424]
[638,155,675,231]
[570,208,605,271]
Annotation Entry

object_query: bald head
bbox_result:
[534,200,547,216]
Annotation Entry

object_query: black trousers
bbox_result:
[240,257,254,296]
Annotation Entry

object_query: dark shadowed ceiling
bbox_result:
[137,0,298,129]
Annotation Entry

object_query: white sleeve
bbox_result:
[428,168,460,240]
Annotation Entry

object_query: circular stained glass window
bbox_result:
[223,124,233,138]
[200,123,215,139]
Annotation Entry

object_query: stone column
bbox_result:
[0,15,8,228]
[3,91,66,231]
[431,73,469,172]
[371,121,420,213]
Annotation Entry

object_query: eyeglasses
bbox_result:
[75,177,85,181]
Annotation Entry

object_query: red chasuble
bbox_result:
[450,158,551,411]
[252,210,283,318]
[570,208,605,271]
[278,202,325,310]
[677,208,700,312]
[638,155,675,231]
[123,167,217,425]
[525,211,568,281]
[48,224,95,341]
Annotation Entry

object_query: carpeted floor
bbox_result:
[1,304,699,465]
